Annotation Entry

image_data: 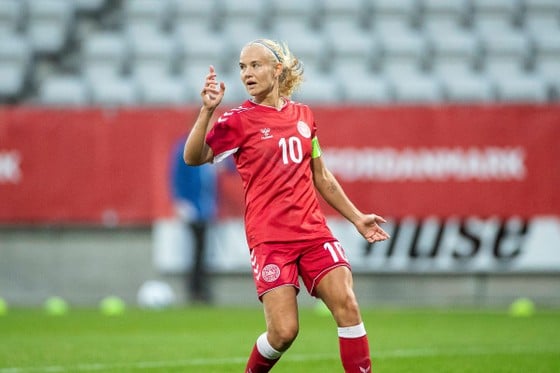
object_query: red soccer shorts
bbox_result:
[249,239,351,300]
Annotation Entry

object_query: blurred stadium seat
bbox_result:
[137,74,190,105]
[494,73,548,102]
[0,0,24,34]
[89,77,139,106]
[338,73,393,103]
[479,28,531,81]
[128,29,180,78]
[278,31,330,74]
[177,31,230,76]
[26,0,76,56]
[172,0,218,35]
[326,24,375,60]
[219,0,269,57]
[523,0,560,33]
[218,74,247,104]
[370,0,420,32]
[440,72,495,102]
[82,31,130,81]
[122,0,172,34]
[428,28,481,76]
[390,72,444,103]
[292,71,341,103]
[531,29,560,98]
[182,64,215,91]
[269,0,318,35]
[320,0,367,34]
[38,74,91,106]
[0,0,558,105]
[0,34,32,100]
[471,0,522,32]
[74,0,107,15]
[222,23,274,70]
[327,28,378,76]
[378,28,429,77]
[420,0,470,33]
[220,0,268,30]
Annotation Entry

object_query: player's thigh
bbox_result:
[315,266,362,326]
[262,286,299,347]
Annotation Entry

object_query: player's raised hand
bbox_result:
[355,213,390,243]
[201,65,225,109]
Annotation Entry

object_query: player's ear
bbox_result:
[274,62,283,78]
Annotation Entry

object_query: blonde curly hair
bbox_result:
[246,39,304,98]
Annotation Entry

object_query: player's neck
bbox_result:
[252,92,284,111]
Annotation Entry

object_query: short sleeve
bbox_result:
[206,111,244,163]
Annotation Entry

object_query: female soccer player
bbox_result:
[183,39,389,373]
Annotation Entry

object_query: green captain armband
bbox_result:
[311,136,322,159]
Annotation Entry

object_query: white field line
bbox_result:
[0,345,558,372]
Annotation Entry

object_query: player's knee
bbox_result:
[268,323,299,351]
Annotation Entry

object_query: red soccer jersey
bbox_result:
[206,99,334,247]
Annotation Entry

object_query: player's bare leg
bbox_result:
[316,266,372,373]
[245,286,299,372]
[263,285,299,350]
[315,266,361,326]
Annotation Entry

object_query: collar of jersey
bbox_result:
[249,97,288,111]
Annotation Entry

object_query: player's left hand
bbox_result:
[356,214,390,243]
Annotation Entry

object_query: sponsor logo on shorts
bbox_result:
[261,264,280,283]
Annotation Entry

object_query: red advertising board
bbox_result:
[0,108,191,224]
[0,105,559,224]
[314,105,560,218]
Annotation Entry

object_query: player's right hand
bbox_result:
[201,65,225,110]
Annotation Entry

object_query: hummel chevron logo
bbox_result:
[217,111,235,123]
[260,128,273,139]
[360,365,371,373]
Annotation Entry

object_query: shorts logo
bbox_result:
[250,250,261,281]
[261,264,280,283]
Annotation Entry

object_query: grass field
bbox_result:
[1,306,559,372]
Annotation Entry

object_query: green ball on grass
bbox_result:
[100,296,126,316]
[44,296,69,316]
[0,297,8,315]
[509,297,535,317]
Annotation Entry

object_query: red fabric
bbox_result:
[339,335,372,373]
[206,100,332,247]
[249,239,350,299]
[245,343,279,373]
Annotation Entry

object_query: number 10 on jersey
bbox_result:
[279,137,303,164]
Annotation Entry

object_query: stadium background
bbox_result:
[1,0,559,309]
